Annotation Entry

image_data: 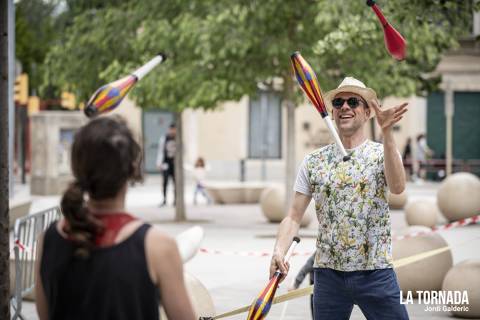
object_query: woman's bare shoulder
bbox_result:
[145,226,179,257]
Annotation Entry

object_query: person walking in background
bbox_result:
[191,157,211,205]
[415,133,434,180]
[35,116,195,320]
[157,123,176,206]
[402,137,412,161]
[402,137,413,179]
[289,253,315,319]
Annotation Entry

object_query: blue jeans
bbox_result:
[313,268,409,320]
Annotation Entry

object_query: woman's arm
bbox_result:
[146,228,196,320]
[34,233,49,320]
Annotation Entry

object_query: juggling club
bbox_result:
[245,237,301,320]
[366,0,407,61]
[291,52,350,161]
[84,53,167,118]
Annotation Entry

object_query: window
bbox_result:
[248,90,282,159]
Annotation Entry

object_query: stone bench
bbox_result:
[204,182,269,204]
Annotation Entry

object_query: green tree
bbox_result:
[15,0,135,98]
[15,0,59,94]
[43,0,476,219]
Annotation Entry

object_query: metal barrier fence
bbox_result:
[11,206,61,320]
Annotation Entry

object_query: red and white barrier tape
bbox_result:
[393,214,479,241]
[14,239,33,253]
[13,215,480,257]
[15,239,26,251]
[198,248,312,257]
[199,214,480,257]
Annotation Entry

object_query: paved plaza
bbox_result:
[15,176,480,319]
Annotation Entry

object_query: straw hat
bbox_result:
[324,77,379,117]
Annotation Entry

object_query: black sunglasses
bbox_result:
[331,97,365,109]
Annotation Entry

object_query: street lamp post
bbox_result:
[260,92,268,181]
[445,81,454,176]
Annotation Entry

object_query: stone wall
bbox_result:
[30,111,87,195]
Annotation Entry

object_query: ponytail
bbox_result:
[61,116,142,257]
[61,181,103,258]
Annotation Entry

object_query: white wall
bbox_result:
[109,98,143,143]
[381,96,427,153]
[182,97,249,180]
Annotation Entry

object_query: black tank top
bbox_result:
[40,223,160,320]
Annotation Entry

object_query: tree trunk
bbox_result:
[0,0,11,317]
[174,111,186,221]
[284,75,296,210]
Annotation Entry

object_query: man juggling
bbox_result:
[270,76,409,320]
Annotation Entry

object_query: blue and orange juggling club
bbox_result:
[291,52,350,161]
[366,0,406,61]
[84,53,166,118]
[246,237,300,320]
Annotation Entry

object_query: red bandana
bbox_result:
[93,213,138,247]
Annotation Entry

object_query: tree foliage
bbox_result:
[25,0,476,220]
[43,6,138,98]
[15,0,58,94]
[41,0,475,109]
[313,0,475,97]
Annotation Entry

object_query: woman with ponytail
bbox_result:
[34,116,195,320]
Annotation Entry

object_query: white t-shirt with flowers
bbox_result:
[294,140,394,271]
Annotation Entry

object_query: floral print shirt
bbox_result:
[297,140,393,271]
